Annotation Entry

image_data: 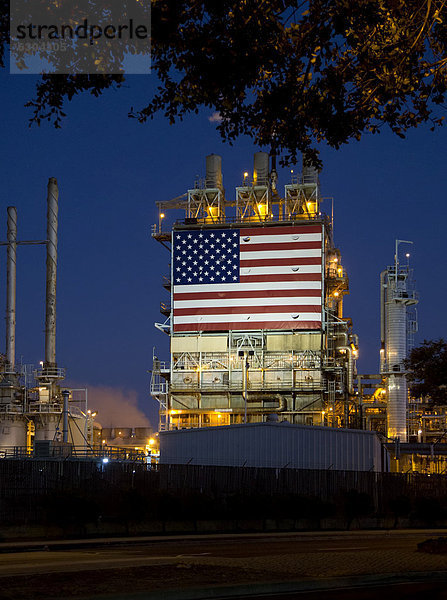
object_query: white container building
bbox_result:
[159,422,387,472]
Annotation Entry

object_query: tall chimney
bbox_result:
[205,154,222,189]
[253,152,269,185]
[5,207,17,371]
[45,178,58,368]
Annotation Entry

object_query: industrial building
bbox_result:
[151,153,359,433]
[159,422,387,472]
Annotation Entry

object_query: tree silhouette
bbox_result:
[2,1,447,165]
[405,339,447,404]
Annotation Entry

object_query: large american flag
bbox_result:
[172,225,322,332]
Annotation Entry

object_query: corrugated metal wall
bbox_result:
[159,423,385,472]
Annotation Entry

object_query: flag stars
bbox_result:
[174,229,240,285]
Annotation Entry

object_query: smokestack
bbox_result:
[253,152,269,185]
[205,154,222,189]
[45,178,58,368]
[5,207,17,371]
[302,158,318,184]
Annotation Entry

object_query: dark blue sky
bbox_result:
[1,73,446,427]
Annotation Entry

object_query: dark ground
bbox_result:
[0,531,447,599]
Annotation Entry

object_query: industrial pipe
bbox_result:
[5,207,17,371]
[243,394,287,413]
[62,389,69,443]
[45,178,58,368]
[338,347,354,396]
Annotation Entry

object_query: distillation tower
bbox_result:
[151,153,359,431]
[380,241,418,442]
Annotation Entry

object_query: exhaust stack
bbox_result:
[205,154,222,189]
[45,178,58,368]
[5,207,17,371]
[253,152,269,185]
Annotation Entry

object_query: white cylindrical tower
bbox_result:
[380,241,418,442]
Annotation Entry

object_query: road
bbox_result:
[0,531,446,599]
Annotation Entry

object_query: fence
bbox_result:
[0,460,447,530]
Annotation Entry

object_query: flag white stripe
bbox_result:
[174,312,322,324]
[241,249,321,260]
[240,233,321,244]
[174,281,322,294]
[175,297,322,309]
[240,265,321,275]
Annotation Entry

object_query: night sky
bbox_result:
[1,73,446,428]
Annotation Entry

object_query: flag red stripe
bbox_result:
[174,321,322,332]
[240,273,321,283]
[240,241,321,252]
[174,289,322,301]
[173,305,321,316]
[240,256,321,267]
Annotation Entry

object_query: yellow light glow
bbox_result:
[243,172,249,178]
[333,257,338,263]
[337,268,343,275]
[160,213,165,219]
[148,438,155,446]
[257,203,268,216]
[334,291,339,297]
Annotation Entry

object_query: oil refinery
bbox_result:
[1,158,445,473]
[150,152,446,473]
